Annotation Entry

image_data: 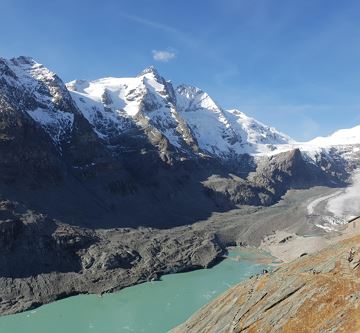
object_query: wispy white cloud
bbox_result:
[118,13,197,48]
[152,50,176,62]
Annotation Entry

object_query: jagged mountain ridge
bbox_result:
[66,65,294,159]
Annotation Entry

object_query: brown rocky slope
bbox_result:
[170,218,360,333]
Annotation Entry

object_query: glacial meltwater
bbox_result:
[0,248,271,333]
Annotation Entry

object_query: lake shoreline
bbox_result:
[0,247,271,333]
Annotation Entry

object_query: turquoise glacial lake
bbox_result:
[0,248,270,333]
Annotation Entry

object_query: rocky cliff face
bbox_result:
[170,220,360,333]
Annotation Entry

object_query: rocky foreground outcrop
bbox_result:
[170,220,360,333]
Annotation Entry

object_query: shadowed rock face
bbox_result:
[0,201,96,278]
[170,221,360,333]
[0,96,63,186]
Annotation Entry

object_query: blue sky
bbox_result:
[1,0,360,140]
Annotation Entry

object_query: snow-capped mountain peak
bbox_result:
[226,109,294,146]
[137,66,162,81]
[0,56,75,147]
[67,68,192,151]
[176,84,221,112]
[9,55,37,68]
[66,70,296,158]
[174,85,293,156]
[5,56,69,102]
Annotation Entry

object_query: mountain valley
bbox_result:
[0,56,359,315]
